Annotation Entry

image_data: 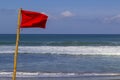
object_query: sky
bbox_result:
[0,0,120,34]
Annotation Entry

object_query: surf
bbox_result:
[1,45,120,55]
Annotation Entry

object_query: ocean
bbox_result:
[1,34,120,80]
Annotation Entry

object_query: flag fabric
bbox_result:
[20,10,48,28]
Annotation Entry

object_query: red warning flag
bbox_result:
[20,10,48,28]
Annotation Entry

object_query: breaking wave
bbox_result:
[0,72,120,77]
[1,45,120,55]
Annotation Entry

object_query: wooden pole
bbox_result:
[12,8,22,80]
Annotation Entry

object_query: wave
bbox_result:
[0,72,120,77]
[1,45,120,55]
[1,41,120,46]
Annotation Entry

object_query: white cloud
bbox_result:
[104,14,120,23]
[61,11,74,17]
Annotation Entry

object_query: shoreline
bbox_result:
[1,76,120,80]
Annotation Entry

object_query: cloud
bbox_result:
[45,11,75,20]
[104,14,120,23]
[61,11,74,17]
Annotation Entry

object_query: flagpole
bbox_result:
[12,8,22,80]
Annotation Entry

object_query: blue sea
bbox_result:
[1,34,120,80]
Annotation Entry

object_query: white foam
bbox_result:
[0,72,120,77]
[1,45,120,55]
[0,72,76,77]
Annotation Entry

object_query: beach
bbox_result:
[1,34,120,80]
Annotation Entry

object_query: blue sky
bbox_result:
[0,0,120,34]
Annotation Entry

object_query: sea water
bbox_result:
[1,34,120,80]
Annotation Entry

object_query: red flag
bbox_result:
[20,10,48,28]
